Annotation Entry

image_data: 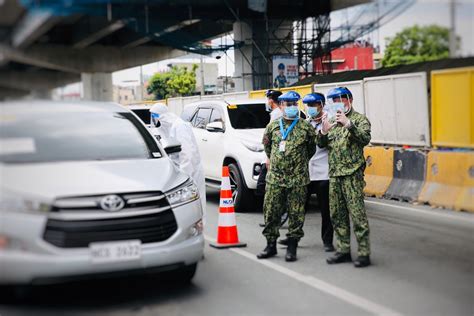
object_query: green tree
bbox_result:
[147,64,198,100]
[381,25,457,67]
[147,72,170,100]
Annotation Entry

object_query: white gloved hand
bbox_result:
[321,113,336,135]
[336,110,351,128]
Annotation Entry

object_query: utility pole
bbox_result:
[449,0,457,57]
[139,65,144,101]
[200,54,205,95]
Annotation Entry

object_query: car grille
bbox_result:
[43,210,178,248]
[51,191,169,213]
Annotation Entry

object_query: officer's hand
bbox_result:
[266,158,270,169]
[321,113,336,135]
[336,110,351,128]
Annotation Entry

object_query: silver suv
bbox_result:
[0,101,204,287]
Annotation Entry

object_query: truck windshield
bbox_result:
[226,103,270,129]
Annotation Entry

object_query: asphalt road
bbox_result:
[1,188,473,316]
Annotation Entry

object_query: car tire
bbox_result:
[228,163,255,212]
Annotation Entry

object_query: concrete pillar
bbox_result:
[81,72,113,101]
[234,20,294,91]
[233,21,253,92]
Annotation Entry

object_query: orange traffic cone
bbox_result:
[209,166,247,249]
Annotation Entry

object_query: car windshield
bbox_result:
[0,111,160,163]
[226,103,269,129]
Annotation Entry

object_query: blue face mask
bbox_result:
[307,107,319,118]
[284,106,299,119]
[265,101,272,113]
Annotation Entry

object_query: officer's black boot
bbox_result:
[278,238,289,246]
[285,238,298,262]
[354,256,371,268]
[256,241,277,259]
[326,252,352,264]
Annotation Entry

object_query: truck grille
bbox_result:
[43,210,178,248]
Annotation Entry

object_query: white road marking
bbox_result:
[365,200,474,225]
[204,235,403,316]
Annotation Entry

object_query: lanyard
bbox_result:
[279,118,299,140]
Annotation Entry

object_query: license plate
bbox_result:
[90,240,141,264]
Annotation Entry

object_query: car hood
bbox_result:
[0,158,187,201]
[233,128,265,143]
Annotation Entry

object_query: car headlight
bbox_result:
[0,190,50,213]
[241,140,264,152]
[0,234,28,251]
[165,180,200,207]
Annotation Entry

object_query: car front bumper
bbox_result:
[0,200,204,285]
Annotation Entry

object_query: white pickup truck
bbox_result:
[182,99,268,212]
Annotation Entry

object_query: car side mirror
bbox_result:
[206,121,224,133]
[161,137,182,155]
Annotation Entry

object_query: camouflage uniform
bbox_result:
[317,109,371,256]
[262,118,317,242]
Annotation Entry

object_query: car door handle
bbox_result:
[202,138,208,142]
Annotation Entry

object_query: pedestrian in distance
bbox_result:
[278,93,335,252]
[317,87,372,268]
[257,91,317,262]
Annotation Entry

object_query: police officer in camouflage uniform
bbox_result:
[317,87,372,268]
[257,91,317,262]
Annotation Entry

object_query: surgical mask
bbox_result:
[331,97,351,114]
[307,107,319,118]
[344,101,352,114]
[265,101,272,112]
[284,106,299,119]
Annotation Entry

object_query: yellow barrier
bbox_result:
[123,99,166,106]
[249,89,266,99]
[431,67,474,148]
[363,147,394,197]
[419,151,474,212]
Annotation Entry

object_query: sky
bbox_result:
[61,0,473,91]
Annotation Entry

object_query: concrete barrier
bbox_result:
[363,147,394,198]
[418,151,474,212]
[385,149,427,202]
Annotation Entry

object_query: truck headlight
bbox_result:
[241,140,264,152]
[165,180,200,207]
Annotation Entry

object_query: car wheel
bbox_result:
[228,163,254,212]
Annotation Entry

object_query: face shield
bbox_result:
[281,100,299,120]
[328,95,352,114]
[151,113,161,127]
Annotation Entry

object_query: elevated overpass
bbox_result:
[0,0,368,100]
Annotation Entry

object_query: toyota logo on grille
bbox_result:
[100,195,125,212]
